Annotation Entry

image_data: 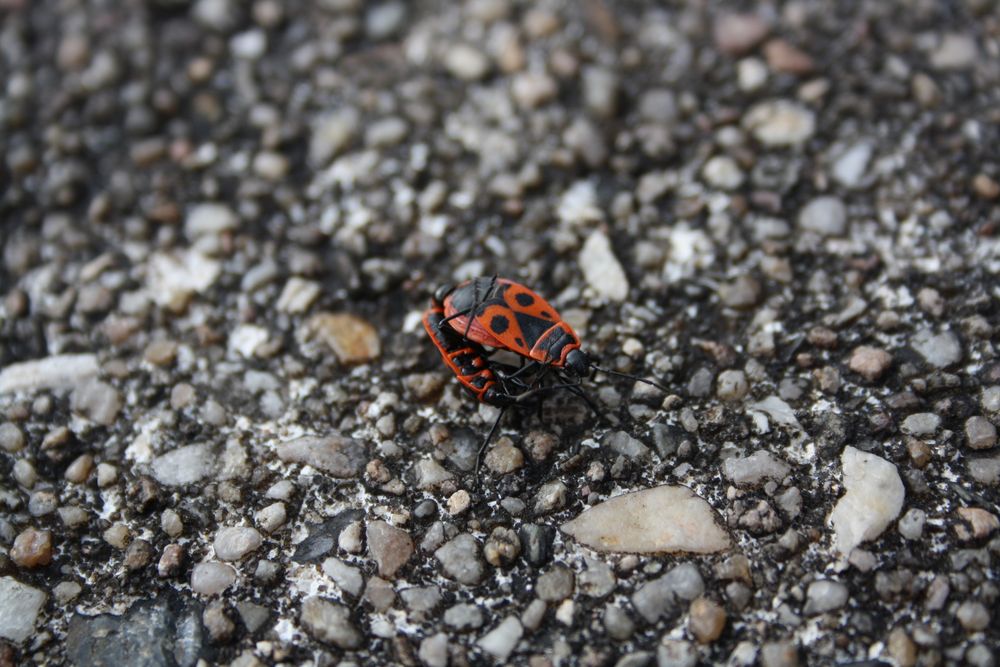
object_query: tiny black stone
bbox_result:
[490,314,510,334]
[515,292,535,307]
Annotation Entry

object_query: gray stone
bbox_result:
[743,100,815,146]
[657,639,698,667]
[716,370,749,400]
[798,196,847,237]
[830,447,905,555]
[151,443,214,486]
[911,329,962,368]
[0,423,25,452]
[70,379,123,425]
[578,558,616,598]
[309,108,359,167]
[191,562,237,596]
[418,632,449,667]
[580,231,629,302]
[400,585,442,613]
[435,534,485,585]
[0,577,46,642]
[804,580,848,614]
[602,431,650,459]
[900,413,941,437]
[477,616,522,661]
[898,508,926,540]
[722,451,792,486]
[631,563,704,623]
[277,435,366,478]
[444,603,484,631]
[300,597,361,649]
[831,141,872,188]
[536,565,574,602]
[603,604,635,641]
[0,353,99,394]
[965,416,997,450]
[321,558,364,597]
[366,520,414,578]
[214,526,263,561]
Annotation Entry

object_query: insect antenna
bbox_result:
[589,364,670,393]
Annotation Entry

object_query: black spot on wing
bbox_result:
[514,292,535,307]
[515,337,524,347]
[540,311,553,320]
[514,311,554,347]
[490,314,510,334]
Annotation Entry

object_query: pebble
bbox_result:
[366,1,406,39]
[483,527,521,567]
[713,13,770,55]
[901,413,941,437]
[603,604,634,641]
[231,29,267,60]
[186,203,238,240]
[0,577,47,642]
[412,459,454,490]
[151,443,214,486]
[848,346,892,381]
[718,276,761,309]
[722,451,791,486]
[563,485,729,554]
[763,39,814,74]
[15,460,37,489]
[484,440,524,473]
[363,577,396,612]
[418,633,449,667]
[533,480,568,514]
[658,639,699,667]
[147,250,221,312]
[760,642,799,667]
[276,435,366,478]
[28,490,56,515]
[965,417,997,450]
[702,156,744,190]
[477,616,522,661]
[366,520,414,578]
[898,508,926,540]
[300,597,362,649]
[631,563,705,623]
[447,490,471,515]
[973,174,1000,200]
[969,457,1000,485]
[53,581,83,604]
[161,509,184,537]
[688,597,726,643]
[64,454,94,484]
[144,340,178,367]
[191,562,237,595]
[536,565,574,602]
[444,603,484,630]
[579,230,629,302]
[582,66,619,118]
[255,502,286,533]
[400,585,441,614]
[578,558,616,598]
[829,447,905,555]
[157,544,184,577]
[203,601,235,643]
[321,558,364,597]
[193,0,240,31]
[831,141,873,189]
[309,108,360,167]
[276,277,321,314]
[445,44,490,81]
[955,507,999,541]
[929,33,978,70]
[0,353,99,394]
[511,72,557,109]
[798,196,847,237]
[743,100,815,147]
[804,580,849,614]
[303,312,381,364]
[911,329,962,368]
[70,379,122,426]
[103,522,131,549]
[124,539,154,571]
[11,528,53,568]
[0,423,25,452]
[525,430,559,462]
[955,601,990,632]
[214,526,263,561]
[716,370,749,401]
[364,117,408,148]
[435,534,485,584]
[602,431,649,459]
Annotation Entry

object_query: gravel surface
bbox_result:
[1,0,999,665]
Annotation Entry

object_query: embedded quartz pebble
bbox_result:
[829,446,905,555]
[0,353,99,394]
[561,485,730,554]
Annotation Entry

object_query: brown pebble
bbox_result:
[688,597,726,643]
[11,528,53,568]
[124,539,154,571]
[955,507,1000,541]
[848,346,892,381]
[64,453,94,484]
[807,326,838,349]
[886,627,917,667]
[304,312,381,364]
[764,39,814,74]
[524,430,559,462]
[144,340,179,367]
[906,439,931,468]
[158,544,185,578]
[972,174,1000,200]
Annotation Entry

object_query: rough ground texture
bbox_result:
[1,0,999,665]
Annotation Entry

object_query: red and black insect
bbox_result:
[435,276,668,392]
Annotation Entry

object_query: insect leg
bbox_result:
[475,405,506,483]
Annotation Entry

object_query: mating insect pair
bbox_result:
[422,276,668,473]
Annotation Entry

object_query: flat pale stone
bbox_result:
[829,447,905,555]
[561,485,730,554]
[151,443,214,486]
[0,354,99,394]
[579,230,629,302]
[0,577,47,642]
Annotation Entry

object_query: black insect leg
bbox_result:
[462,275,498,341]
[474,405,506,483]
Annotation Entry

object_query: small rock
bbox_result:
[277,435,366,478]
[364,117,408,148]
[561,485,730,554]
[203,601,235,643]
[760,641,799,667]
[321,558,364,597]
[484,439,524,474]
[716,370,749,401]
[123,539,154,571]
[930,33,977,70]
[103,522,131,549]
[965,416,997,450]
[303,312,381,364]
[579,231,629,302]
[191,562,237,595]
[804,580,849,614]
[255,502,286,533]
[161,509,183,537]
[848,346,892,381]
[363,577,396,612]
[444,603,484,631]
[412,459,454,490]
[534,480,567,514]
[151,443,214,486]
[53,581,83,604]
[688,597,726,643]
[738,57,768,92]
[722,451,791,486]
[603,604,634,641]
[214,527,263,561]
[911,329,962,368]
[309,108,360,167]
[157,544,184,577]
[955,507,999,541]
[435,534,485,585]
[898,508,926,540]
[0,423,25,452]
[582,66,619,118]
[276,278,320,314]
[447,490,471,515]
[252,151,288,180]
[511,72,557,109]
[829,447,904,555]
[300,597,361,649]
[578,558,616,598]
[144,340,178,367]
[484,527,521,567]
[743,100,815,147]
[831,141,873,189]
[518,524,556,565]
[366,520,413,578]
[11,528,53,568]
[955,601,990,632]
[0,577,46,642]
[524,430,559,462]
[901,413,941,437]
[702,156,744,190]
[445,44,490,81]
[400,585,442,614]
[763,38,814,74]
[64,454,94,484]
[798,197,847,237]
[0,353,99,394]
[70,379,122,425]
[418,633,449,667]
[631,563,705,623]
[972,173,1000,200]
[713,13,770,55]
[477,616,522,661]
[536,565,574,602]
[602,431,649,459]
[186,203,238,240]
